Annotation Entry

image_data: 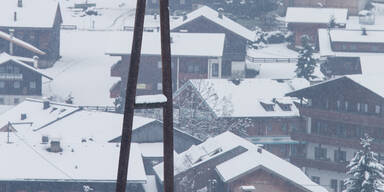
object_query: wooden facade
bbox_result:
[171,16,248,77]
[286,76,384,176]
[146,0,193,11]
[287,23,328,47]
[110,54,220,97]
[0,57,51,105]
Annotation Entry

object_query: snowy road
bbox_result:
[42,30,120,106]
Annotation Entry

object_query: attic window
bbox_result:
[260,101,275,111]
[279,104,292,111]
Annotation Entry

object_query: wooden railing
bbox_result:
[290,156,348,173]
[245,56,298,63]
[299,106,384,128]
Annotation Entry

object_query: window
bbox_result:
[180,0,186,5]
[280,104,292,111]
[364,104,368,113]
[0,81,5,88]
[211,63,219,77]
[311,176,320,184]
[187,65,194,73]
[157,83,162,90]
[0,98,4,104]
[14,81,20,89]
[14,98,20,104]
[330,179,338,192]
[334,149,346,163]
[325,99,329,109]
[157,61,162,69]
[29,81,36,89]
[315,146,327,160]
[357,102,361,112]
[344,101,348,111]
[336,100,341,110]
[375,105,381,114]
[307,99,312,106]
[13,67,20,74]
[0,67,4,73]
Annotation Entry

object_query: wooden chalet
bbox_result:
[286,75,384,192]
[0,0,62,68]
[170,6,255,77]
[105,31,225,97]
[173,78,310,159]
[0,53,52,105]
[153,131,328,192]
[285,7,348,47]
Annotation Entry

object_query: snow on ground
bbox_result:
[42,30,120,106]
[59,0,136,30]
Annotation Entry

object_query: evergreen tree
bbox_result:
[344,134,384,192]
[295,35,316,80]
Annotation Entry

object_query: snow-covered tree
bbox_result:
[344,134,384,192]
[295,35,316,80]
[328,15,336,29]
[174,80,253,140]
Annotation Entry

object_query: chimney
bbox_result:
[217,8,224,19]
[14,12,17,22]
[17,0,23,7]
[41,135,49,144]
[154,13,157,20]
[33,56,39,68]
[362,27,367,36]
[20,113,27,120]
[182,12,187,21]
[49,140,62,153]
[257,147,262,153]
[43,100,50,109]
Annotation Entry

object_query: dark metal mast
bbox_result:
[115,0,174,191]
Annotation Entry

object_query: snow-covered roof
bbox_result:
[0,31,46,55]
[0,0,61,28]
[215,137,328,192]
[287,75,384,99]
[329,29,384,43]
[0,99,157,143]
[359,56,384,76]
[285,7,348,24]
[346,16,384,30]
[171,6,255,41]
[177,78,309,118]
[138,142,163,158]
[105,31,225,57]
[0,53,52,80]
[0,141,146,183]
[318,29,384,57]
[154,131,327,192]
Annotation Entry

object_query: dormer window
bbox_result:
[260,101,275,111]
[276,99,292,111]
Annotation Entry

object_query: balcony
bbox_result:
[111,60,122,77]
[292,132,384,151]
[290,156,348,173]
[299,106,384,128]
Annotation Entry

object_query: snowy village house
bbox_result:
[173,78,310,159]
[153,131,328,192]
[170,6,255,78]
[286,75,384,192]
[285,7,348,47]
[0,53,52,105]
[0,0,62,68]
[281,0,369,15]
[318,28,384,77]
[105,31,225,97]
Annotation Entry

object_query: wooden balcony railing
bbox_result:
[290,156,348,173]
[299,106,384,128]
[291,132,384,152]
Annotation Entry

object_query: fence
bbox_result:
[246,56,298,63]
